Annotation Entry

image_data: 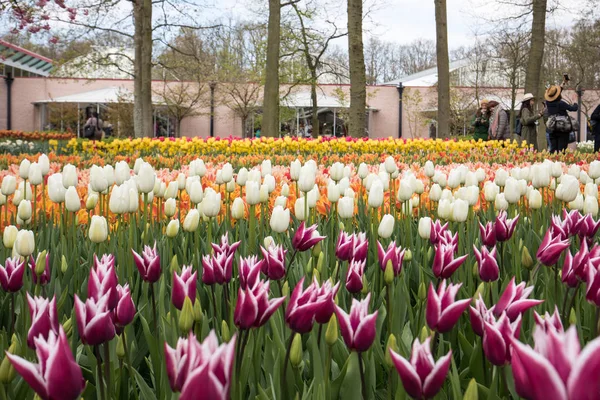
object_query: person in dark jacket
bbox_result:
[519,93,545,150]
[544,85,578,153]
[471,100,490,141]
[591,104,600,152]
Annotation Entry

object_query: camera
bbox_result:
[563,73,570,82]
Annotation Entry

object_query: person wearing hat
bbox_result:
[544,84,578,153]
[519,93,545,150]
[488,100,510,141]
[471,100,490,141]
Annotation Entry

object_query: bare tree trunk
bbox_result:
[262,0,281,138]
[347,0,366,138]
[524,0,547,98]
[133,0,153,138]
[434,0,450,138]
[310,82,319,138]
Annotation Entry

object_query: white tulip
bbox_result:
[298,165,316,193]
[441,189,454,202]
[275,196,287,208]
[17,199,32,221]
[86,193,99,210]
[183,209,200,232]
[290,159,302,181]
[452,199,468,222]
[368,180,384,208]
[475,168,486,182]
[62,164,78,188]
[585,182,598,198]
[38,154,50,176]
[337,196,354,219]
[109,185,127,215]
[137,163,156,194]
[28,162,43,186]
[424,161,435,178]
[344,188,355,198]
[495,193,508,211]
[115,161,130,185]
[504,178,521,204]
[378,171,390,191]
[397,179,414,203]
[133,158,144,174]
[281,183,290,197]
[259,184,269,203]
[1,175,16,196]
[531,164,551,188]
[103,165,115,187]
[90,165,109,194]
[447,170,461,189]
[231,197,245,220]
[556,175,579,203]
[88,216,108,243]
[580,171,592,185]
[176,173,186,191]
[48,174,66,203]
[65,187,81,212]
[201,189,221,217]
[226,180,236,193]
[246,181,261,206]
[584,195,599,216]
[128,188,139,213]
[528,189,542,209]
[568,194,584,211]
[384,157,397,175]
[19,159,31,180]
[551,162,563,178]
[429,184,442,202]
[378,214,395,238]
[264,174,276,193]
[14,229,35,256]
[307,185,319,208]
[164,198,177,218]
[438,198,452,220]
[465,186,480,206]
[464,171,478,187]
[270,206,290,233]
[237,168,248,186]
[483,181,499,202]
[358,163,370,180]
[494,168,508,187]
[12,190,23,206]
[568,164,581,179]
[188,181,204,204]
[364,173,378,191]
[221,163,233,183]
[248,170,261,184]
[294,197,309,221]
[330,162,344,182]
[3,225,18,248]
[166,219,180,238]
[165,181,179,200]
[215,170,223,185]
[261,160,272,177]
[418,217,432,239]
[327,180,340,203]
[589,161,600,180]
[433,172,447,188]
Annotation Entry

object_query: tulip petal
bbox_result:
[567,336,600,400]
[483,322,507,366]
[353,311,378,352]
[45,329,84,400]
[426,283,441,330]
[422,351,452,399]
[436,299,470,333]
[389,350,422,399]
[6,353,48,398]
[335,305,353,350]
[84,312,116,346]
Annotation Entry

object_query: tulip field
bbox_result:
[1,135,600,400]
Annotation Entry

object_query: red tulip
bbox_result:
[292,222,325,252]
[132,242,161,283]
[27,294,59,349]
[537,228,571,266]
[29,252,50,286]
[495,211,519,242]
[74,291,116,345]
[483,313,521,366]
[88,253,118,309]
[389,337,452,400]
[473,245,499,282]
[234,280,285,329]
[0,256,25,292]
[479,221,497,247]
[238,256,263,290]
[172,266,197,310]
[345,258,365,294]
[511,326,600,400]
[432,243,467,279]
[335,293,378,352]
[377,241,405,275]
[202,251,235,285]
[6,327,84,400]
[494,278,543,321]
[113,284,136,334]
[426,280,471,333]
[260,243,287,280]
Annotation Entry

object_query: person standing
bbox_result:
[544,85,578,153]
[83,112,103,140]
[519,93,545,150]
[488,101,510,141]
[591,103,600,152]
[471,100,490,141]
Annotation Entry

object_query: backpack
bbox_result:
[547,115,573,134]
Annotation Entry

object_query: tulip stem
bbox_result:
[211,287,219,329]
[104,342,111,398]
[0,383,7,400]
[95,345,106,400]
[317,324,323,348]
[122,333,139,400]
[564,283,580,322]
[282,333,295,399]
[149,282,159,339]
[358,352,368,400]
[324,346,332,396]
[285,249,298,282]
[9,292,15,337]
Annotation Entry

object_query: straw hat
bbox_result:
[545,85,562,102]
[481,99,489,105]
[521,93,535,103]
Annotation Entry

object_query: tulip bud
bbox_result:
[164,198,177,218]
[419,326,430,343]
[63,318,72,337]
[88,216,108,243]
[290,334,303,368]
[294,197,309,221]
[1,175,16,196]
[325,315,338,346]
[304,258,313,276]
[418,217,432,239]
[3,225,18,248]
[404,249,412,261]
[14,230,35,257]
[19,159,31,180]
[384,261,395,285]
[29,162,43,186]
[569,308,577,326]
[86,193,99,210]
[166,219,180,238]
[313,268,320,283]
[521,246,534,269]
[221,320,231,342]
[361,274,369,295]
[169,255,179,275]
[58,254,68,273]
[116,334,126,359]
[17,200,32,221]
[0,337,19,383]
[34,250,47,277]
[193,297,203,322]
[65,187,81,213]
[179,297,194,334]
[316,251,324,273]
[384,334,399,369]
[183,209,200,232]
[418,282,427,301]
[282,281,289,298]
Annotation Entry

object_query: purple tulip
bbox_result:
[113,284,136,334]
[479,221,497,247]
[511,326,600,400]
[473,245,499,282]
[429,220,449,246]
[260,243,287,280]
[172,265,197,310]
[536,228,571,266]
[483,312,521,366]
[469,294,494,337]
[389,337,452,400]
[314,278,340,324]
[571,240,591,281]
[74,291,116,346]
[495,211,519,242]
[377,241,405,275]
[534,306,564,333]
[494,277,543,321]
[335,231,354,261]
[211,233,241,258]
[88,253,118,309]
[29,252,50,286]
[239,256,263,290]
[7,327,84,400]
[585,264,600,307]
[285,278,321,333]
[432,243,467,279]
[352,232,368,262]
[346,258,365,294]
[562,251,584,289]
[576,213,600,238]
[27,294,59,349]
[551,214,571,239]
[335,293,378,352]
[132,242,161,283]
[0,256,25,292]
[426,280,471,333]
[234,280,285,329]
[202,251,235,285]
[164,331,236,399]
[292,222,326,252]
